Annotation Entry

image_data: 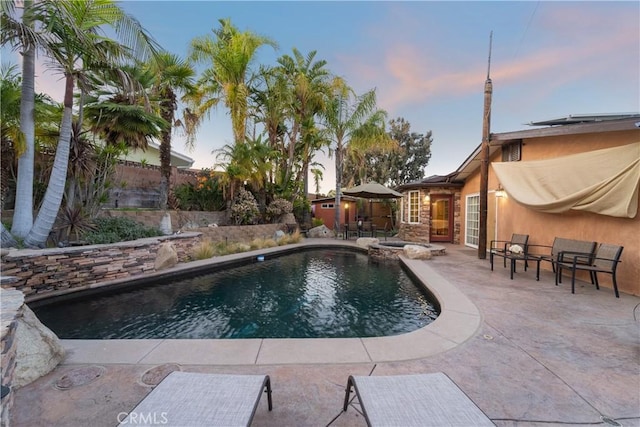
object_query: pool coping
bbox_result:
[58,239,482,366]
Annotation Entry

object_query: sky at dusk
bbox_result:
[14,1,640,194]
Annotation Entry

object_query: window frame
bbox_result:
[407,190,420,224]
[465,193,480,248]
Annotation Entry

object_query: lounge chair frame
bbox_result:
[343,373,494,426]
[119,371,272,427]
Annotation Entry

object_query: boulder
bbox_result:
[154,242,178,270]
[273,230,286,240]
[14,306,65,388]
[307,225,333,238]
[356,237,379,248]
[403,244,432,260]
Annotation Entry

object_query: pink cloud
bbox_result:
[337,3,638,115]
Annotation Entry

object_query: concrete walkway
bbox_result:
[11,241,640,426]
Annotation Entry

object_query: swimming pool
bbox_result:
[32,248,439,339]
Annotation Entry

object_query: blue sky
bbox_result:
[25,1,640,194]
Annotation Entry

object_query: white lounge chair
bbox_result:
[119,371,272,427]
[343,373,494,426]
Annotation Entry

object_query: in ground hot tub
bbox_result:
[369,241,446,261]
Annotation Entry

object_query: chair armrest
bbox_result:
[557,250,593,264]
[525,244,552,257]
[490,240,512,251]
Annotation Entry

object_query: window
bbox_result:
[408,190,420,223]
[321,203,334,209]
[502,141,522,162]
[466,194,480,247]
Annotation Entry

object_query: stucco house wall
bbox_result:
[460,125,639,296]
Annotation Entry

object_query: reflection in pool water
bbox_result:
[32,249,439,339]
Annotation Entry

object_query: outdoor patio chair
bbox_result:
[556,243,624,298]
[343,373,494,426]
[490,234,532,279]
[118,371,272,427]
[528,237,597,282]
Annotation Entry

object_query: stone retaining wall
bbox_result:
[0,224,287,301]
[0,233,202,300]
[101,209,228,229]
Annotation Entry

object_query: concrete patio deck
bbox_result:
[10,240,640,426]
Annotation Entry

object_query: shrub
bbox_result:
[266,198,293,222]
[229,188,259,225]
[172,169,225,211]
[84,217,162,244]
[312,218,324,227]
[192,240,215,260]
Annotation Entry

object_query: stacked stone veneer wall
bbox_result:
[0,234,201,300]
[0,224,286,301]
[1,288,23,426]
[398,188,461,244]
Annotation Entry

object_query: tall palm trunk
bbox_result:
[11,0,35,238]
[24,74,75,247]
[158,98,174,210]
[334,141,343,233]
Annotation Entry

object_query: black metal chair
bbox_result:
[490,234,531,279]
[556,244,624,298]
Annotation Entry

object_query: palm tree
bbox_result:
[189,18,277,145]
[322,78,395,232]
[2,0,39,238]
[144,52,196,209]
[275,49,331,202]
[22,0,159,247]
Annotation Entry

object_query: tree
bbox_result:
[144,52,196,209]
[2,0,38,237]
[21,0,159,248]
[344,117,432,187]
[275,49,331,199]
[189,18,277,145]
[322,78,396,232]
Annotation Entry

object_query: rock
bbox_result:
[273,230,285,240]
[356,237,379,248]
[154,242,178,271]
[403,244,432,260]
[307,225,333,238]
[14,306,65,388]
[159,212,172,235]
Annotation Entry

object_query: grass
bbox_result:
[191,230,303,260]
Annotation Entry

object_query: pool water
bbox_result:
[32,249,439,339]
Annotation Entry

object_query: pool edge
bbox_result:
[58,238,482,366]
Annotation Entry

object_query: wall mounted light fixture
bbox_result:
[495,184,506,198]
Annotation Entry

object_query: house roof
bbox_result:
[453,114,640,182]
[528,113,640,126]
[395,174,464,192]
[146,140,195,168]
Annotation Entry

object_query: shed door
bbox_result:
[430,195,453,242]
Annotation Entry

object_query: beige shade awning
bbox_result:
[492,142,640,218]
